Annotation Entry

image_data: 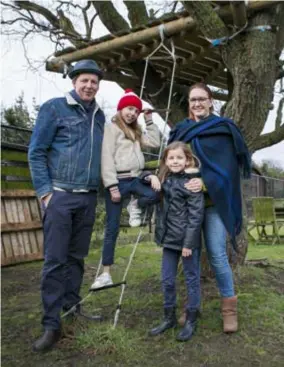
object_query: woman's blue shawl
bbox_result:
[168,114,251,249]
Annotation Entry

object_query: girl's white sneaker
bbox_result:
[90,272,113,289]
[127,198,142,227]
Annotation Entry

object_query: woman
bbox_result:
[168,83,251,333]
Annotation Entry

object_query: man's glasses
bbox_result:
[189,97,210,104]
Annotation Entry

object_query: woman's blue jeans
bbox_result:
[203,206,235,297]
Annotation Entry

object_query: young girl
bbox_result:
[91,89,161,289]
[148,142,204,342]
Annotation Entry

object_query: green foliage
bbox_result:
[2,92,34,128]
[259,159,284,178]
[1,92,37,145]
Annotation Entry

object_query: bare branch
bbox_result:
[253,96,284,151]
[88,12,98,39]
[123,1,149,27]
[91,1,129,33]
[171,1,178,13]
[13,0,59,27]
[275,96,284,129]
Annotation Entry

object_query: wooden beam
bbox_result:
[1,190,36,197]
[46,16,197,73]
[1,252,43,266]
[1,221,42,233]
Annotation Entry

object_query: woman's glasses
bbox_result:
[189,97,210,104]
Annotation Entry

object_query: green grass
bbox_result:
[247,243,284,261]
[2,235,284,367]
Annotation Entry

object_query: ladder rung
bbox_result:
[89,281,126,293]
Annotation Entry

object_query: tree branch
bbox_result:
[123,1,149,27]
[275,3,284,57]
[275,96,284,129]
[91,1,129,33]
[230,1,247,28]
[13,0,59,27]
[253,97,284,151]
[182,0,229,39]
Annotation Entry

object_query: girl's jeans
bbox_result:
[162,247,201,311]
[103,177,160,266]
[203,206,235,297]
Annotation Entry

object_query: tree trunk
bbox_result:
[223,11,278,153]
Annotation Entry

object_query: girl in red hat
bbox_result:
[91,89,161,289]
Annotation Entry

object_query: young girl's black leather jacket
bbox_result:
[155,170,204,251]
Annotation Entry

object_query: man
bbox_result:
[28,59,105,352]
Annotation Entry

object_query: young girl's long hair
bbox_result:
[112,111,142,145]
[158,142,196,183]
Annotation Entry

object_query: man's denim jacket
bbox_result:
[28,92,105,197]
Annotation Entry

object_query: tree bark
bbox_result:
[91,1,130,33]
[223,10,278,153]
[124,1,149,26]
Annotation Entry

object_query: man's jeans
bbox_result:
[162,247,201,311]
[203,206,235,297]
[41,190,97,330]
[103,178,160,266]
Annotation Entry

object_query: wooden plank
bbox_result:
[1,221,43,232]
[35,229,44,254]
[1,189,36,198]
[1,252,43,266]
[11,196,19,223]
[22,230,32,255]
[16,198,25,222]
[14,199,25,256]
[1,198,7,224]
[29,197,42,221]
[28,230,39,255]
[16,232,26,256]
[1,233,14,261]
[4,198,14,223]
[1,237,6,258]
[22,198,32,221]
[10,232,20,257]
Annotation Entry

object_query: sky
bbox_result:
[1,0,283,167]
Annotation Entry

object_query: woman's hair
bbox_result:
[188,82,214,120]
[158,142,195,183]
[112,111,142,144]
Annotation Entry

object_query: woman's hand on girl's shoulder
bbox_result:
[184,178,203,193]
[148,175,161,192]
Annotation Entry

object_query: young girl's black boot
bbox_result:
[149,307,177,336]
[176,309,198,342]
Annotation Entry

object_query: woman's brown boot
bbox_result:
[221,296,238,333]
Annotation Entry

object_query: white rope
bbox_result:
[140,24,177,166]
[112,27,178,328]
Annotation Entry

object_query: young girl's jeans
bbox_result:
[103,177,160,266]
[162,247,201,311]
[203,206,234,297]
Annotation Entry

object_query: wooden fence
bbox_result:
[1,190,43,266]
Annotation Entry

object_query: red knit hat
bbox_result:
[117,89,142,112]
